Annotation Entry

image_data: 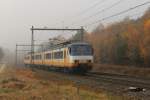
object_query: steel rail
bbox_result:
[85,72,150,89]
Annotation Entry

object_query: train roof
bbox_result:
[67,42,91,47]
[47,41,90,50]
[26,41,91,55]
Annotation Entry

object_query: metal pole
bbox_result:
[15,44,18,66]
[15,43,42,67]
[31,28,82,31]
[42,44,44,65]
[29,27,84,65]
[31,26,34,65]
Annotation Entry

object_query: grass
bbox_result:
[0,88,15,93]
[0,67,137,100]
[93,64,150,78]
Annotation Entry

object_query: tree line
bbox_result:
[85,8,150,67]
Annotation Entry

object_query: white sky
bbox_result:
[0,0,149,50]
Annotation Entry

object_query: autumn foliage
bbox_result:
[86,8,150,67]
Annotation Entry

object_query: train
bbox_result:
[24,42,94,73]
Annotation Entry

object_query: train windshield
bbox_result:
[70,44,93,56]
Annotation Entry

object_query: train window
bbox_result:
[54,51,63,59]
[32,56,34,59]
[70,45,93,56]
[39,55,42,59]
[35,55,42,60]
[35,55,36,59]
[35,55,37,60]
[45,53,51,59]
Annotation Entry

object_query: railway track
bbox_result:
[28,67,150,100]
[32,67,150,92]
[85,72,150,90]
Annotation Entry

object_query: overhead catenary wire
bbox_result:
[68,0,108,26]
[129,11,148,18]
[71,0,125,26]
[85,0,125,21]
[84,1,150,27]
[73,0,107,16]
[101,11,148,28]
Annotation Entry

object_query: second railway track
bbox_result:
[85,72,150,90]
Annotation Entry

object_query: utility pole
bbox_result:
[15,26,85,67]
[15,44,42,67]
[30,26,84,43]
[15,44,18,66]
[30,26,85,64]
[31,26,34,65]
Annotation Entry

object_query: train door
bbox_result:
[64,49,67,67]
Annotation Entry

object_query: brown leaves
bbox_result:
[87,8,150,66]
[140,20,150,65]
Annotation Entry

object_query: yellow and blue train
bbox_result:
[24,42,94,73]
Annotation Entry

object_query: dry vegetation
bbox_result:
[0,66,134,100]
[93,64,150,78]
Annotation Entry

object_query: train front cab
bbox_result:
[67,43,94,73]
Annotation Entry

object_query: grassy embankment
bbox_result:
[0,66,134,100]
[93,64,150,78]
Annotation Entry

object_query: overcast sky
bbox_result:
[0,0,149,50]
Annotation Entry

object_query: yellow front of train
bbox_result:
[68,42,94,72]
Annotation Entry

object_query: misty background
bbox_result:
[0,0,149,64]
